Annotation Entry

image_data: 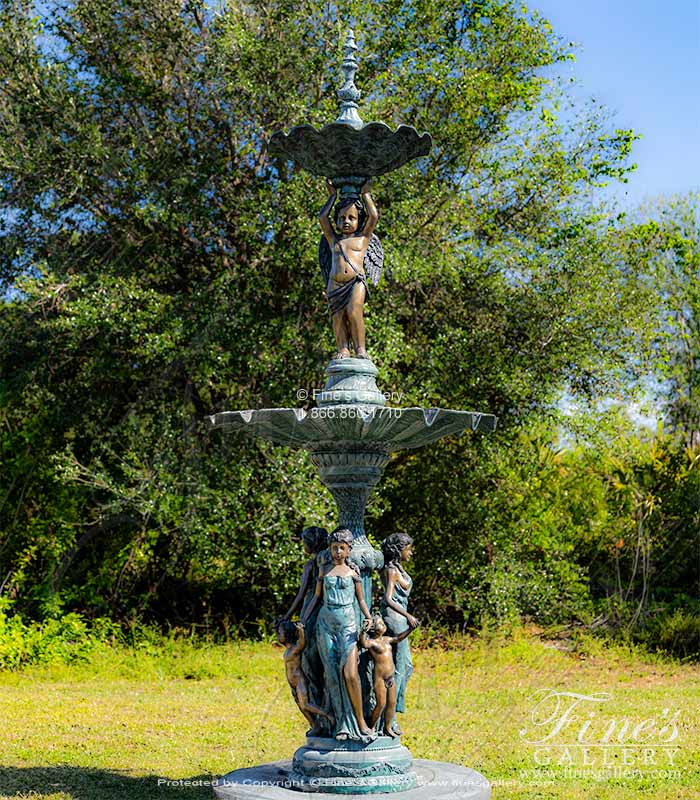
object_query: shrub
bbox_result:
[640,609,700,661]
[0,612,120,669]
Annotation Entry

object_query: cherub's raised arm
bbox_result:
[358,629,370,650]
[389,624,417,646]
[319,180,337,247]
[290,622,306,656]
[360,181,378,238]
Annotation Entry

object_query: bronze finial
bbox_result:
[335,29,363,129]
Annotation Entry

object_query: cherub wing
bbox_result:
[318,236,332,286]
[363,234,384,287]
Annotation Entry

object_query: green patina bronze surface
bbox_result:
[268,121,432,181]
[268,29,431,184]
[291,735,417,794]
[212,28,494,797]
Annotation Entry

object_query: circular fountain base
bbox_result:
[213,758,490,799]
[291,734,416,793]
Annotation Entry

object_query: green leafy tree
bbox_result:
[376,425,598,629]
[0,0,661,626]
[574,413,700,641]
[649,196,700,445]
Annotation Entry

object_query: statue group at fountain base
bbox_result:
[277,528,417,745]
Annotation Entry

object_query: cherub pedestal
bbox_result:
[211,29,493,800]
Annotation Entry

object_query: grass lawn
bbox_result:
[0,630,698,799]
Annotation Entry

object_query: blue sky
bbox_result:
[531,0,700,207]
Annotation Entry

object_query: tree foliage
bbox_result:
[639,196,700,445]
[0,0,680,629]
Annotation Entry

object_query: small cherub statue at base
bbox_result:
[277,620,334,734]
[359,613,417,738]
[318,181,383,360]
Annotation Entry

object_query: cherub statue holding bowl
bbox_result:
[318,181,383,360]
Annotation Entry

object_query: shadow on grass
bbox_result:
[0,766,214,799]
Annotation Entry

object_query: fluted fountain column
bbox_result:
[310,358,393,582]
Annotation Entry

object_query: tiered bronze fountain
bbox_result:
[211,29,494,800]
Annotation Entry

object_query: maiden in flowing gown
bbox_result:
[302,527,374,741]
[380,533,419,733]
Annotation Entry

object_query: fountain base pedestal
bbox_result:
[317,358,385,407]
[213,758,490,799]
[290,735,416,793]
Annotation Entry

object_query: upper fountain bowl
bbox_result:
[267,121,432,180]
